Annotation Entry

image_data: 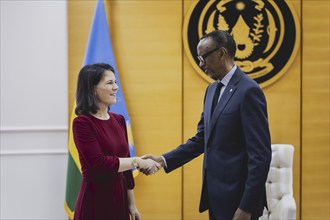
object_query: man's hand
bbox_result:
[139,154,165,175]
[136,157,161,175]
[232,208,251,220]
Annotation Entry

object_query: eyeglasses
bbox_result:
[197,47,219,64]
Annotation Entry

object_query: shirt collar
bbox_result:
[217,65,237,86]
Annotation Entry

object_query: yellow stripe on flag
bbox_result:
[64,201,74,220]
[68,104,81,173]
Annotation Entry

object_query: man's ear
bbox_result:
[219,47,227,59]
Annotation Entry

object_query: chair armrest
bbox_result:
[258,207,270,220]
[270,195,296,220]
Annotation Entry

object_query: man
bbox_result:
[143,30,271,220]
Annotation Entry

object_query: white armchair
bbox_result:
[259,144,296,220]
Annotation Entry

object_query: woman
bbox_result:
[73,63,160,220]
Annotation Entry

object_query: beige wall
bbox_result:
[68,1,329,219]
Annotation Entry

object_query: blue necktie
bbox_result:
[211,82,223,115]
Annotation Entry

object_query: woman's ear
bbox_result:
[93,86,98,97]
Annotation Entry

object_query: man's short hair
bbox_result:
[201,30,236,59]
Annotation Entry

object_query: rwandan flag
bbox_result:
[64,0,137,218]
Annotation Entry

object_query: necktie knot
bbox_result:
[211,82,223,115]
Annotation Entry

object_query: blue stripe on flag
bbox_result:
[84,0,136,156]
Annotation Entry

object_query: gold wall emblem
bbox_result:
[183,0,300,88]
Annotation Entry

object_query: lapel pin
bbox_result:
[230,89,233,92]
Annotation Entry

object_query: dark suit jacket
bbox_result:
[163,67,271,219]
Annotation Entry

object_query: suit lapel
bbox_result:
[209,83,237,132]
[206,69,243,142]
[205,82,218,135]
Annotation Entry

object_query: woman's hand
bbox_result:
[127,190,140,220]
[128,204,140,220]
[136,157,161,175]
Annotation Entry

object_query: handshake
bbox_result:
[133,155,164,176]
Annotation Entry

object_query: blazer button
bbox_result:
[207,148,211,153]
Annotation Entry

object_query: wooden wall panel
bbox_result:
[302,1,330,219]
[181,59,209,219]
[181,1,209,219]
[263,3,302,216]
[68,1,183,219]
[263,3,302,218]
[68,1,95,113]
[107,2,183,219]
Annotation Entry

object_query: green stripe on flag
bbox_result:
[65,152,82,214]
